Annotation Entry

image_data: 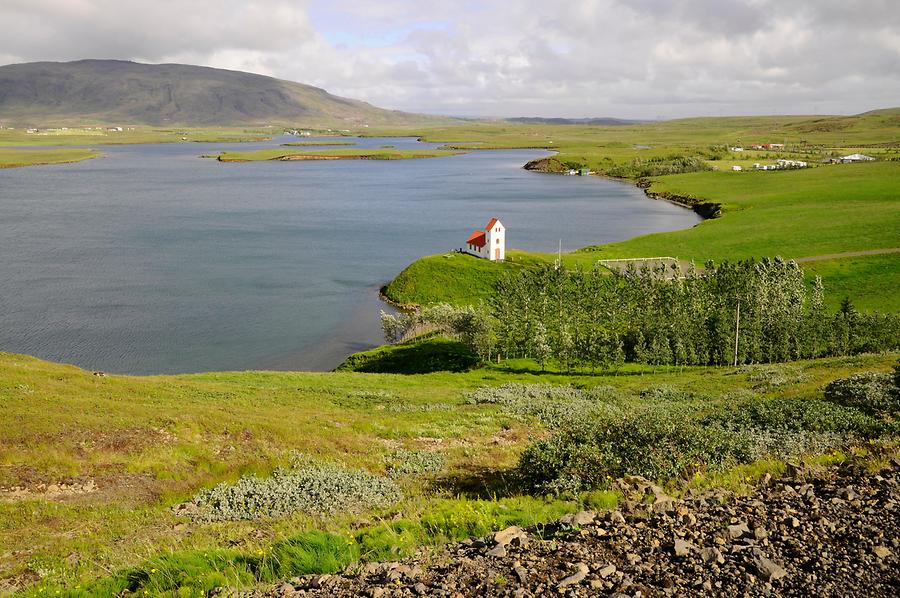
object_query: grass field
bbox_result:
[0,148,100,168]
[214,147,463,162]
[1,350,896,595]
[592,162,900,261]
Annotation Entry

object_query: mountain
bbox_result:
[0,59,445,126]
[505,116,647,126]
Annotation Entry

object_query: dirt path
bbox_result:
[794,248,900,263]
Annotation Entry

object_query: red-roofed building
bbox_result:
[465,218,505,261]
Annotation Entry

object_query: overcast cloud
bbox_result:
[1,0,898,118]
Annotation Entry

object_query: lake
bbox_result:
[0,136,700,373]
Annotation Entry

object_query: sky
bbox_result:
[1,0,899,119]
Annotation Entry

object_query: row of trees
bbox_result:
[382,258,900,370]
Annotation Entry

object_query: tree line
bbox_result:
[382,258,900,370]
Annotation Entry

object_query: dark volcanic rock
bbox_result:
[256,460,900,597]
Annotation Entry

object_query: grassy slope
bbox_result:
[1,351,897,593]
[214,148,463,162]
[0,148,99,168]
[384,251,552,307]
[593,162,900,261]
[802,253,900,311]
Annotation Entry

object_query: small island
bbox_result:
[0,148,101,169]
[281,140,357,147]
[213,147,465,162]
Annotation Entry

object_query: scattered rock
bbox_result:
[598,564,616,578]
[699,547,724,564]
[674,539,694,557]
[557,562,589,588]
[258,460,900,598]
[727,522,750,539]
[750,552,787,582]
[494,526,526,547]
[874,546,892,559]
[559,510,596,526]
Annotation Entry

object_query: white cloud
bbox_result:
[1,0,898,118]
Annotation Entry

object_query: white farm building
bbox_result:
[465,218,506,261]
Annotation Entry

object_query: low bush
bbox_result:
[709,396,889,436]
[186,459,401,522]
[465,383,621,428]
[336,337,480,374]
[384,449,446,478]
[824,371,899,415]
[517,390,897,494]
[518,408,745,494]
[743,365,807,389]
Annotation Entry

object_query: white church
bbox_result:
[465,218,506,261]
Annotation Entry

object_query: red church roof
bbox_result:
[485,217,499,230]
[466,230,487,248]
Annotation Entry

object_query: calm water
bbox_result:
[0,136,699,373]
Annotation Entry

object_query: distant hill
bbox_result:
[0,59,447,126]
[506,116,646,126]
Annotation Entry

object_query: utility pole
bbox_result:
[733,297,741,367]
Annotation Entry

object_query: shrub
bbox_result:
[384,449,446,478]
[466,383,622,428]
[186,459,401,522]
[709,396,888,436]
[743,365,807,389]
[824,372,899,415]
[518,408,747,494]
[517,392,897,494]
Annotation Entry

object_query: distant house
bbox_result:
[776,159,807,168]
[732,165,743,171]
[465,218,506,261]
[841,153,875,163]
[769,143,785,149]
[750,144,764,150]
[729,146,744,152]
[107,126,123,132]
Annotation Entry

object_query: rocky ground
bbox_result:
[253,458,900,597]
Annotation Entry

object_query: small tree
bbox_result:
[533,322,552,371]
[380,310,410,344]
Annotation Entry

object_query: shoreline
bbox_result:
[521,154,720,220]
